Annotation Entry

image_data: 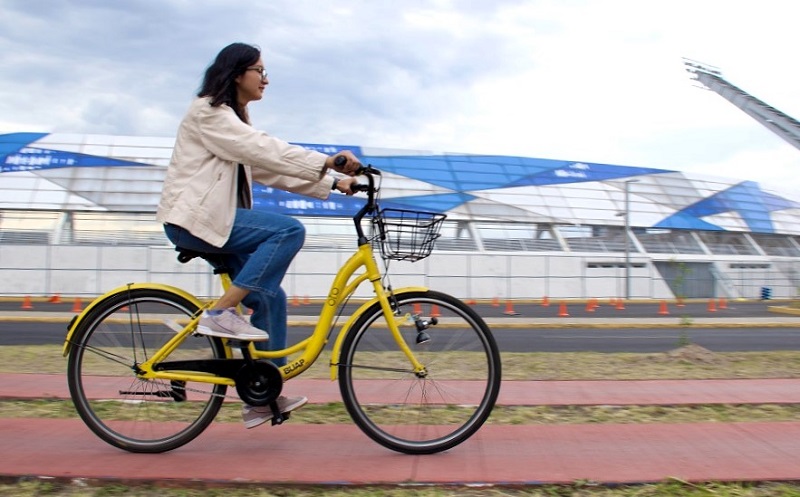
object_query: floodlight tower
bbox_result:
[683,58,800,151]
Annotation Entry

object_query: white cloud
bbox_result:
[1,0,800,195]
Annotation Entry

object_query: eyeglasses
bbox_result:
[246,66,268,80]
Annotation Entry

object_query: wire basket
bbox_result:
[373,208,446,262]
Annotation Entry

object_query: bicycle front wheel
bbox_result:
[338,290,501,454]
[66,288,227,453]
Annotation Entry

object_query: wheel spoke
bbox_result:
[339,363,417,374]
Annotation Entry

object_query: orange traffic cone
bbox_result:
[72,297,83,313]
[558,301,569,317]
[413,302,422,314]
[303,295,310,305]
[21,296,33,310]
[658,300,669,315]
[48,294,62,304]
[465,298,477,306]
[585,298,598,312]
[718,297,727,310]
[541,296,550,307]
[615,298,625,310]
[291,295,300,307]
[503,300,519,316]
[491,297,500,308]
[707,298,717,313]
[431,304,441,318]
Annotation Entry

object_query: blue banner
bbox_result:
[2,147,146,172]
[294,143,362,157]
[253,185,367,216]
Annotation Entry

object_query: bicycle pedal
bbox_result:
[271,412,289,426]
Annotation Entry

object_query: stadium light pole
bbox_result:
[623,179,639,300]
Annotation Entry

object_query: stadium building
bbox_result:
[1,62,799,302]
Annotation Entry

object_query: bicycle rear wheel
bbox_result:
[338,290,501,454]
[66,288,227,453]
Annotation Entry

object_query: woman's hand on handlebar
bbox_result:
[333,176,360,196]
[328,151,361,175]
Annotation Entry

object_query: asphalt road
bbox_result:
[2,300,798,352]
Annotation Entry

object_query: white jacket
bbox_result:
[156,96,334,247]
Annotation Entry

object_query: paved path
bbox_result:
[2,304,798,486]
[3,373,800,485]
[3,418,800,485]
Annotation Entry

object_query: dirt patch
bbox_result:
[653,344,723,365]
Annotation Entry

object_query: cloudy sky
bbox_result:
[2,0,800,193]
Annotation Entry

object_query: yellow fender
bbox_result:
[329,286,428,380]
[62,282,206,356]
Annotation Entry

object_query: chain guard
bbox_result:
[235,360,282,406]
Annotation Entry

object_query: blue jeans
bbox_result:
[164,209,305,366]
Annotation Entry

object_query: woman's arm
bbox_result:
[195,99,328,182]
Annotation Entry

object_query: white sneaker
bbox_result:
[242,396,308,429]
[196,308,269,341]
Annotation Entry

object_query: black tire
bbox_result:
[66,288,227,453]
[338,290,501,454]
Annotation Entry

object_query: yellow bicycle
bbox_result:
[63,165,501,454]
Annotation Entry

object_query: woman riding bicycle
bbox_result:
[156,42,361,428]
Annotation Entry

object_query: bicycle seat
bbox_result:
[175,248,231,275]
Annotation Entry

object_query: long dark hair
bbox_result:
[198,42,261,123]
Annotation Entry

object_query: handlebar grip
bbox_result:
[351,183,371,193]
[334,154,374,176]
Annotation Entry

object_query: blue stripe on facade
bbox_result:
[2,134,798,234]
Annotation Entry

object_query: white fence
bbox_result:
[1,243,797,301]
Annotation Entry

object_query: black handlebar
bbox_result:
[334,154,377,177]
[332,154,381,245]
[351,183,371,193]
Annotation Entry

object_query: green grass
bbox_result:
[7,344,800,380]
[4,344,800,424]
[5,479,800,497]
[5,399,800,425]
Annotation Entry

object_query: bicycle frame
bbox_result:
[62,232,428,387]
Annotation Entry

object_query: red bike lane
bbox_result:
[2,418,800,485]
[2,373,800,485]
